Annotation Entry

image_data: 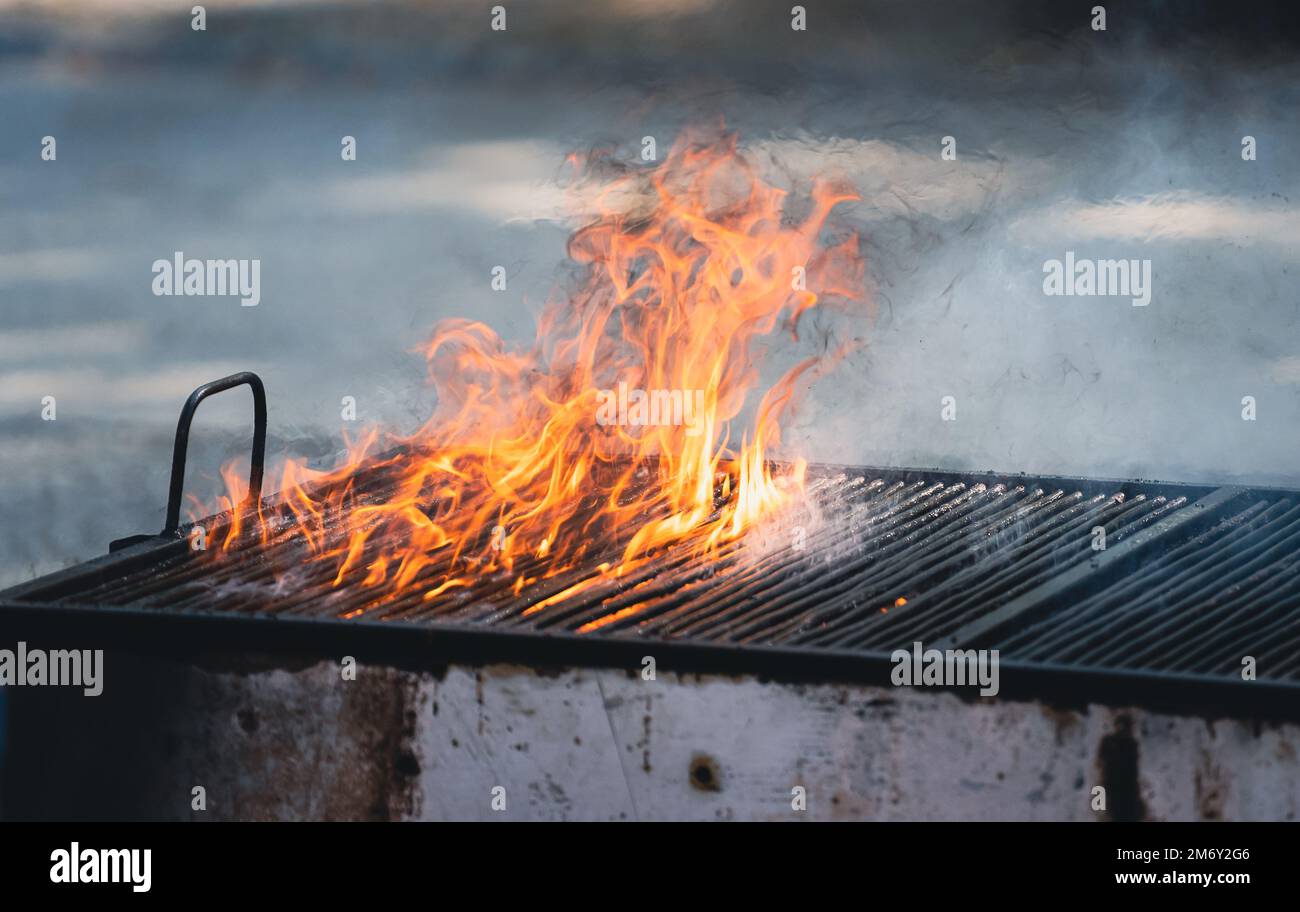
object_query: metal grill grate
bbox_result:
[989,493,1300,679]
[5,457,1298,692]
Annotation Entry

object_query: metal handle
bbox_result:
[162,372,267,537]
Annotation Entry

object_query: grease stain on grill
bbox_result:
[475,670,485,736]
[1097,714,1146,822]
[1193,755,1226,821]
[527,778,572,813]
[1025,770,1055,805]
[689,752,722,792]
[4,658,426,820]
[368,672,423,821]
[395,749,421,778]
[642,696,653,773]
[1039,705,1081,746]
[236,707,259,734]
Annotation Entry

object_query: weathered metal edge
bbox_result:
[0,598,1296,722]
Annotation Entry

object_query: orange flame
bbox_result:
[201,131,866,614]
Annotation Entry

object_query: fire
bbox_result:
[203,131,865,615]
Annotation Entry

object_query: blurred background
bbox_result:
[1,0,1299,591]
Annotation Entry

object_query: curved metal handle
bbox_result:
[162,372,267,536]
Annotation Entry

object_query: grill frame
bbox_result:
[4,465,1298,722]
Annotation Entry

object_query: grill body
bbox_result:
[5,654,1298,822]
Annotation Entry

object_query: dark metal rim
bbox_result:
[1,598,1296,723]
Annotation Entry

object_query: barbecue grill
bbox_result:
[3,373,1298,821]
[3,371,1297,715]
